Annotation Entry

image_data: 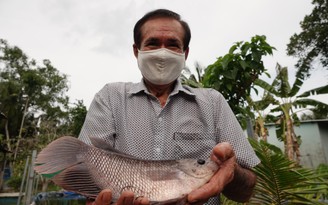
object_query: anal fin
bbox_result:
[150,195,187,205]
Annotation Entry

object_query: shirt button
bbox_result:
[158,117,163,122]
[155,148,161,153]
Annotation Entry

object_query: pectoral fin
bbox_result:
[52,162,101,199]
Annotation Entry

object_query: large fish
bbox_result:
[34,136,218,204]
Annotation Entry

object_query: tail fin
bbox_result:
[34,136,85,176]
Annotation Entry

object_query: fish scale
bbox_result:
[34,136,218,204]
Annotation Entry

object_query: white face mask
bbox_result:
[137,48,186,85]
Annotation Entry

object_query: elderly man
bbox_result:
[79,9,260,205]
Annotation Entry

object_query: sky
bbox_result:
[0,0,327,109]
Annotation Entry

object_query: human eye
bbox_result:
[168,42,179,48]
[166,39,183,52]
[143,39,159,49]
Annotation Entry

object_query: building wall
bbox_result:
[319,122,328,165]
[266,120,328,169]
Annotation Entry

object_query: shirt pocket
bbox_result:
[173,132,217,160]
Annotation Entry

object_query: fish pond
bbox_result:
[0,191,86,205]
[34,191,86,205]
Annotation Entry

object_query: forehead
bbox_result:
[140,17,185,43]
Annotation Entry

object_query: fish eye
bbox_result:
[197,159,206,165]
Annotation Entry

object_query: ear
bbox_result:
[133,44,138,58]
[184,47,189,60]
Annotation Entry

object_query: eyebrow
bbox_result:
[144,38,159,44]
[144,37,182,46]
[167,38,181,44]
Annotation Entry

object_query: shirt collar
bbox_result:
[127,78,195,97]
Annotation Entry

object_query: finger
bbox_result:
[85,199,93,205]
[210,142,234,163]
[134,196,150,205]
[187,178,218,203]
[116,191,134,205]
[188,199,207,205]
[95,189,113,205]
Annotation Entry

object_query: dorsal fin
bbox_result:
[89,136,139,159]
[89,137,118,152]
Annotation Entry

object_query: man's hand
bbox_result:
[187,142,236,204]
[87,189,150,205]
[187,142,257,204]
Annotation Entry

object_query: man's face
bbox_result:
[134,17,188,57]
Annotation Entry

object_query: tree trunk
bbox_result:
[286,117,295,162]
[291,125,301,164]
[1,119,12,191]
[5,120,11,151]
[41,177,49,192]
[14,97,29,161]
[259,117,268,142]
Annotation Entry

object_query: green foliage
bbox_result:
[202,35,275,119]
[287,0,328,80]
[299,89,328,119]
[0,39,88,140]
[182,36,276,129]
[254,63,328,162]
[220,195,244,205]
[254,64,328,123]
[0,39,70,138]
[0,39,88,190]
[249,139,328,205]
[181,62,205,88]
[317,164,328,181]
[221,140,328,205]
[67,100,87,137]
[6,175,22,190]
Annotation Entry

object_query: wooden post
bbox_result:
[17,156,29,205]
[25,150,36,205]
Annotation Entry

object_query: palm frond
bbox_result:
[289,76,304,97]
[297,85,328,98]
[249,139,328,205]
[254,79,279,96]
[253,93,278,111]
[293,98,328,109]
[275,64,291,98]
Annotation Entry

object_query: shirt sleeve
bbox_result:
[78,85,116,146]
[210,89,260,169]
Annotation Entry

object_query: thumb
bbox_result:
[211,142,234,164]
